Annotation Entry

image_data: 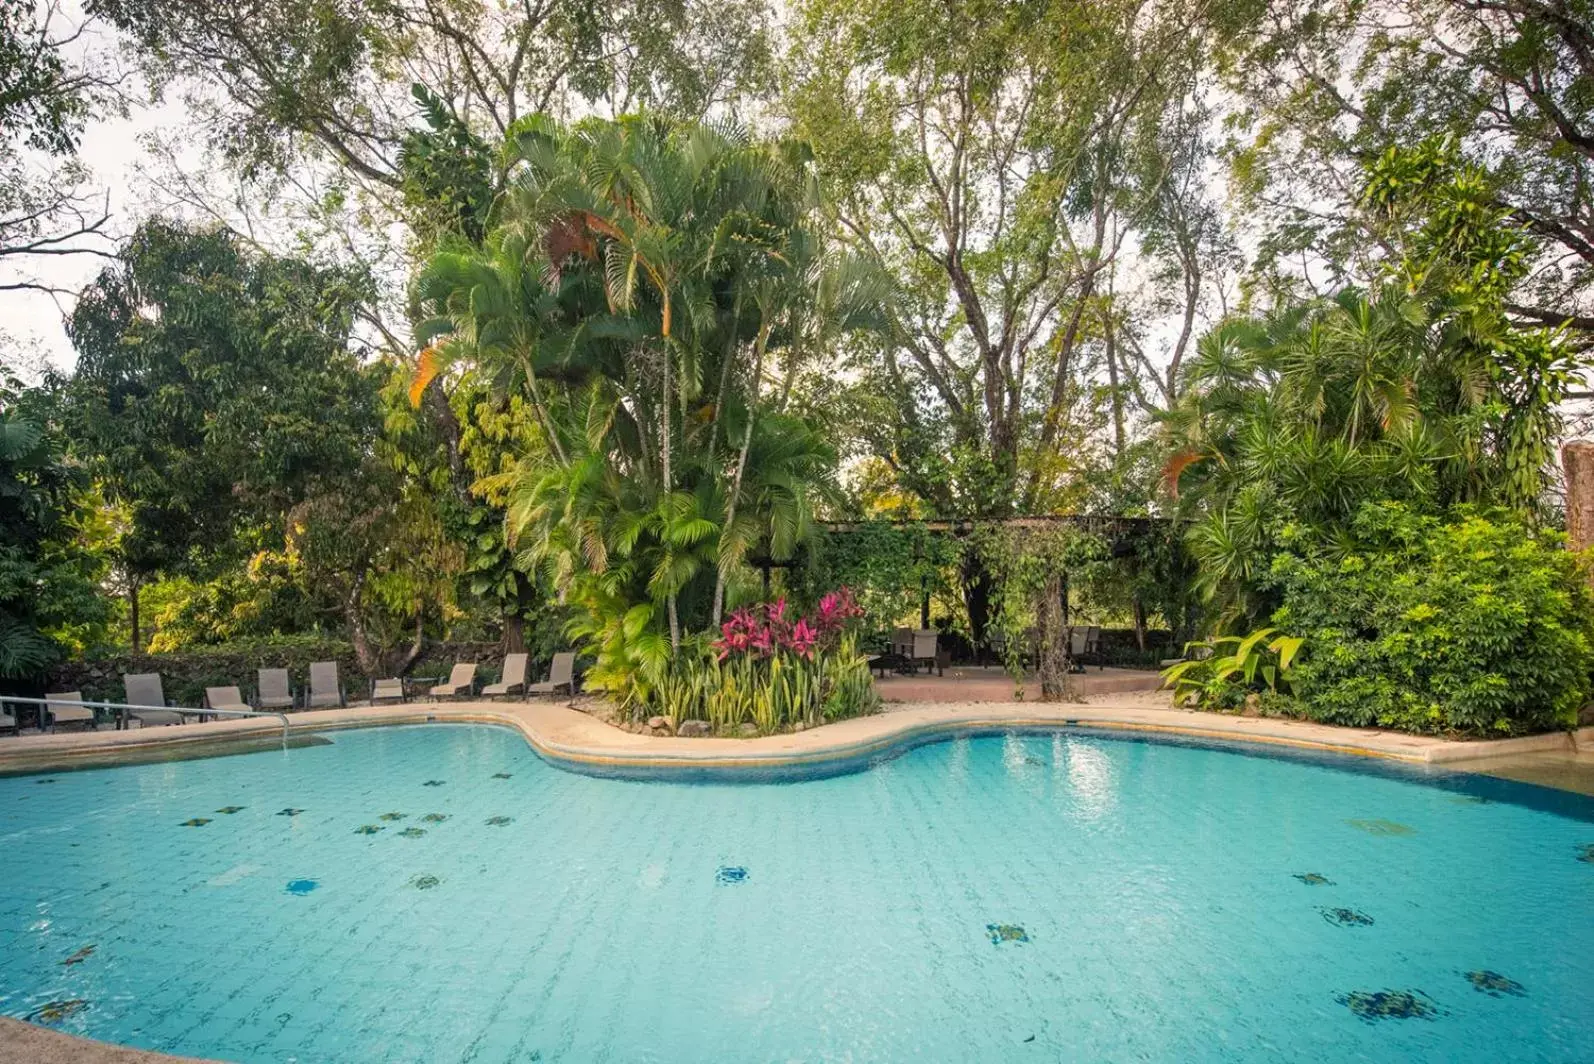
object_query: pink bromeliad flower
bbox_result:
[786,618,819,659]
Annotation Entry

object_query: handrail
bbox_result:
[0,696,292,745]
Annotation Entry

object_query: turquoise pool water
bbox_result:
[1,724,1591,1062]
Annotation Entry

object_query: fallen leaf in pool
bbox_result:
[285,879,318,896]
[1337,989,1440,1022]
[1293,873,1334,885]
[61,945,95,966]
[492,772,512,779]
[354,825,384,835]
[181,818,211,827]
[215,806,244,814]
[485,815,513,826]
[420,813,448,823]
[378,812,407,821]
[410,874,441,890]
[277,808,304,817]
[422,780,446,787]
[1319,907,1374,927]
[398,827,427,838]
[1347,818,1415,836]
[1577,843,1594,863]
[1465,970,1526,997]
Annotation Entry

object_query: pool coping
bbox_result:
[2,698,1590,1062]
[0,696,1587,778]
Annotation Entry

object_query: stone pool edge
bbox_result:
[1,697,1587,779]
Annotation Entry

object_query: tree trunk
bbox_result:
[961,553,993,653]
[128,579,141,653]
[504,613,526,654]
[1563,442,1594,582]
[1132,595,1147,651]
[1104,316,1125,456]
[1037,573,1072,701]
[661,342,680,650]
[711,322,771,627]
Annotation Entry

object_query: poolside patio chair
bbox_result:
[257,668,295,711]
[370,677,406,705]
[481,653,528,699]
[429,662,478,700]
[1085,625,1103,670]
[891,627,914,659]
[204,686,251,715]
[305,661,344,709]
[527,652,576,698]
[911,630,942,676]
[0,702,14,735]
[44,691,96,732]
[122,674,184,728]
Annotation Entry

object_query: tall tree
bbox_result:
[1222,0,1594,336]
[784,0,1225,639]
[66,219,379,646]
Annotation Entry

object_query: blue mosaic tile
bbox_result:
[1337,989,1441,1022]
[715,865,748,885]
[1465,970,1526,998]
[285,879,319,896]
[987,924,1029,945]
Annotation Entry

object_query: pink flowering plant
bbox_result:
[653,587,877,733]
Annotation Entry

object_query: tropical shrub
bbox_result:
[1161,627,1303,710]
[652,588,880,732]
[1268,503,1594,736]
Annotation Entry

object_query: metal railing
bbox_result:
[1,696,292,744]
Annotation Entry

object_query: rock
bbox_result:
[646,715,671,733]
[793,721,807,732]
[677,719,711,738]
[738,722,759,737]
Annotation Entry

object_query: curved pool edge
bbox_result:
[0,1016,221,1063]
[1,697,1586,781]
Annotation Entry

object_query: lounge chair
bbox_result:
[371,677,406,704]
[205,686,251,715]
[429,662,477,700]
[0,702,14,735]
[911,630,942,676]
[527,652,576,697]
[43,691,95,732]
[257,668,295,711]
[481,653,528,698]
[306,661,344,709]
[122,674,184,727]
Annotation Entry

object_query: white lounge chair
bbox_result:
[257,668,295,710]
[44,691,96,732]
[527,652,576,697]
[481,653,528,698]
[122,674,183,727]
[306,661,344,708]
[429,662,477,700]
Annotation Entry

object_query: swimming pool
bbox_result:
[1,724,1590,1061]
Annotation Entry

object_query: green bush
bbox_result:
[1268,503,1594,736]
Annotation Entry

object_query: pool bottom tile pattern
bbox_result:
[0,725,1590,1062]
